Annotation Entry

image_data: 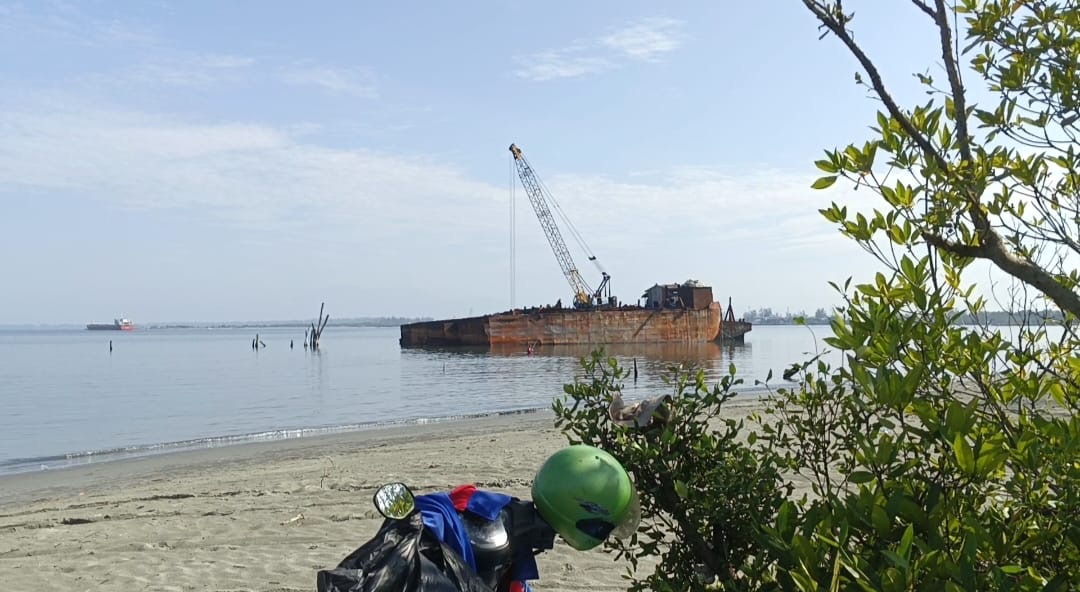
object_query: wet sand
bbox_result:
[0,402,763,591]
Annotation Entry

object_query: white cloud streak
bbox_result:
[0,105,496,234]
[0,100,876,318]
[0,101,861,250]
[280,64,378,98]
[600,18,684,61]
[514,18,686,81]
[2,5,374,99]
[116,53,258,87]
[514,50,613,82]
[0,1,160,49]
[541,166,859,251]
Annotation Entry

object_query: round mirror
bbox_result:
[373,482,415,519]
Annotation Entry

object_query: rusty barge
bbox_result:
[400,144,751,349]
[399,281,751,348]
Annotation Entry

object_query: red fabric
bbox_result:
[449,484,476,512]
[509,582,526,592]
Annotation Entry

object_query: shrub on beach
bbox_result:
[556,2,1080,590]
[554,352,787,591]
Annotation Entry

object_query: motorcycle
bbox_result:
[317,397,665,592]
[316,482,557,592]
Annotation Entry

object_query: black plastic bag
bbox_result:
[317,513,494,592]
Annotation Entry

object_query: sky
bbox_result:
[0,1,957,324]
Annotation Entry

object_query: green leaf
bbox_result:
[871,504,891,535]
[1048,382,1068,406]
[812,175,838,189]
[881,549,910,570]
[954,434,975,474]
[975,439,1007,477]
[848,470,875,484]
[898,524,914,559]
[815,159,839,173]
[674,480,689,500]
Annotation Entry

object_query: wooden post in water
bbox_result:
[310,302,329,350]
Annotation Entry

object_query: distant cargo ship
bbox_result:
[86,318,135,331]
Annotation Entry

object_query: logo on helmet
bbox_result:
[576,499,609,516]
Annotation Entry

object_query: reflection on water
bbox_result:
[400,338,774,407]
[485,340,748,363]
[415,341,757,389]
[0,325,827,475]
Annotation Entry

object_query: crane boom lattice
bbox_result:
[509,143,594,306]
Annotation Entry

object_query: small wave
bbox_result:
[0,406,547,477]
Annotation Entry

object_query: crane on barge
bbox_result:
[509,143,611,308]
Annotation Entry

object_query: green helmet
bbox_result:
[532,445,640,551]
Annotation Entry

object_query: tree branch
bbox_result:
[928,0,1003,251]
[911,0,936,20]
[933,0,972,164]
[801,0,950,171]
[923,232,986,258]
[926,230,1080,316]
[805,1,1080,318]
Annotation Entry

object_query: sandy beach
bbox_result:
[0,401,763,591]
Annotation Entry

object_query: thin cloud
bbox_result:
[3,3,257,90]
[0,103,494,233]
[3,4,371,98]
[280,64,378,98]
[540,166,863,252]
[514,50,613,82]
[0,2,160,48]
[514,18,686,81]
[0,100,852,254]
[600,17,684,61]
[119,53,258,87]
[0,100,871,319]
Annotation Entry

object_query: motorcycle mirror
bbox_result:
[373,482,415,519]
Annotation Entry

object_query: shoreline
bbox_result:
[0,397,766,591]
[0,408,576,591]
[0,408,556,510]
[0,405,551,478]
[1,387,773,479]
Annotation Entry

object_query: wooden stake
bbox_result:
[309,302,329,350]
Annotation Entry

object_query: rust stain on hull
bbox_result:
[400,302,751,347]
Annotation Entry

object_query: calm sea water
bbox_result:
[0,325,833,476]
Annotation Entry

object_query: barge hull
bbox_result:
[400,302,749,347]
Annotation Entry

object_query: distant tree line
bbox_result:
[745,307,1066,326]
[957,309,1065,326]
